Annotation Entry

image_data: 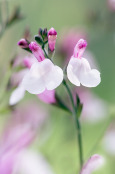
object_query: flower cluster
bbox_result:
[9,27,101,105]
[8,27,103,174]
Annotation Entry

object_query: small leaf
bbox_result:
[23,47,32,53]
[75,94,83,118]
[54,93,71,113]
[35,35,43,45]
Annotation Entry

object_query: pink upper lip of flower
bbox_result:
[29,42,45,62]
[48,28,57,36]
[29,42,39,51]
[78,40,87,49]
[73,39,87,58]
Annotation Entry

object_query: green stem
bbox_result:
[63,80,83,170]
[42,44,51,60]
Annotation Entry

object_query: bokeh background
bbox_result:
[0,0,115,173]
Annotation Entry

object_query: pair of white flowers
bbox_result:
[10,39,101,105]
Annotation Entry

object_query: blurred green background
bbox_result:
[0,0,115,173]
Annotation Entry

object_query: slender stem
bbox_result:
[42,44,51,60]
[63,80,83,170]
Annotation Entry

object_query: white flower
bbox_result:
[67,39,101,87]
[21,59,63,94]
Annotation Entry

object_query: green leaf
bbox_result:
[75,94,83,118]
[23,48,32,53]
[35,35,43,46]
[54,93,71,113]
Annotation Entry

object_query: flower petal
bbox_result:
[80,154,104,174]
[37,89,56,104]
[67,57,81,86]
[21,59,63,94]
[9,85,25,105]
[67,57,101,87]
[79,58,101,87]
[45,65,63,90]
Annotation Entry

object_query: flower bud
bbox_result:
[18,39,29,48]
[48,27,57,52]
[73,39,87,58]
[38,28,43,37]
[29,42,45,62]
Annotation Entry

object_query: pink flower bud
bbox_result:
[48,27,57,52]
[18,39,29,48]
[73,39,87,58]
[29,42,45,62]
[80,154,104,174]
[37,89,56,104]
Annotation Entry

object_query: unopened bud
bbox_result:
[48,27,57,52]
[18,39,29,48]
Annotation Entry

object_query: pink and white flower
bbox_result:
[67,39,101,87]
[0,102,48,174]
[48,28,57,52]
[80,154,104,174]
[21,42,63,94]
[9,51,58,105]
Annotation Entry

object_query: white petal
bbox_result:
[45,65,63,90]
[67,57,101,87]
[9,85,25,105]
[67,57,80,86]
[79,58,101,87]
[22,59,63,94]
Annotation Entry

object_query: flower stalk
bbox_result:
[63,80,83,170]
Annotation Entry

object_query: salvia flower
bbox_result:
[48,27,57,52]
[67,39,101,87]
[21,41,63,94]
[18,38,29,48]
[80,154,104,174]
[9,52,61,105]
